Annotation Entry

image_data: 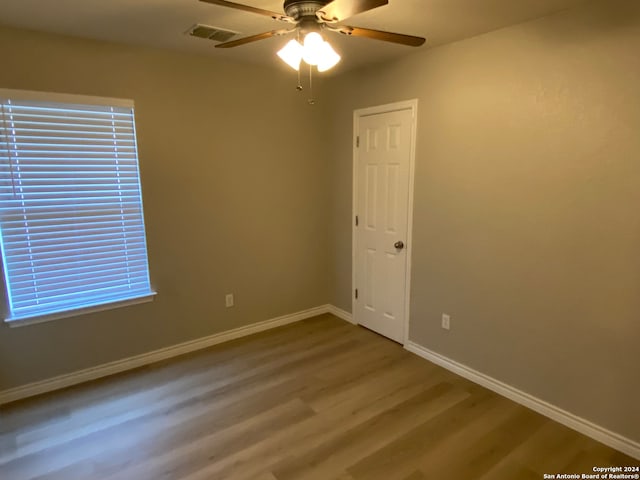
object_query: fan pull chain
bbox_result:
[308,64,315,105]
[296,66,303,92]
[294,30,303,92]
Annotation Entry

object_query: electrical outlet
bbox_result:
[441,313,450,331]
[225,294,234,308]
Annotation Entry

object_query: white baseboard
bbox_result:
[0,305,333,406]
[326,304,354,324]
[405,341,640,461]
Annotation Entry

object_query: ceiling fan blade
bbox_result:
[317,0,388,22]
[215,29,292,48]
[199,0,295,23]
[331,25,426,47]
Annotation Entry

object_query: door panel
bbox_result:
[355,107,414,343]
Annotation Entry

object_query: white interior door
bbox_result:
[354,104,416,344]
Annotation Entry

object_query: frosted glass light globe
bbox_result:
[302,32,325,66]
[277,39,303,71]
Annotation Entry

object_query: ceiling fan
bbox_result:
[200,0,426,72]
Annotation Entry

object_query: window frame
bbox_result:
[0,88,155,327]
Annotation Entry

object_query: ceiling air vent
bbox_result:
[187,24,238,43]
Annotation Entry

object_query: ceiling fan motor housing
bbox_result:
[283,0,331,21]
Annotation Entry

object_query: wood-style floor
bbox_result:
[0,314,637,480]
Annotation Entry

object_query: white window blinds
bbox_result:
[0,90,154,322]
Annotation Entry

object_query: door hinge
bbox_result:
[356,136,360,148]
[355,288,359,300]
[355,215,359,226]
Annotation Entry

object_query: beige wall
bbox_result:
[327,0,640,443]
[0,26,330,389]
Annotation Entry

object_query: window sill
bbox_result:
[4,292,157,328]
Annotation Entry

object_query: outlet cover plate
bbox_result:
[225,294,234,308]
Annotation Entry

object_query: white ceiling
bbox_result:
[0,0,589,73]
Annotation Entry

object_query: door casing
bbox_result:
[352,99,418,345]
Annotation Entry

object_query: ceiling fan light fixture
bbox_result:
[317,41,341,72]
[277,39,304,70]
[204,0,427,77]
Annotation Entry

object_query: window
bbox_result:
[0,89,154,324]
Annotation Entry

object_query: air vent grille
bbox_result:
[188,24,238,43]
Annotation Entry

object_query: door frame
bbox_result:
[352,99,418,345]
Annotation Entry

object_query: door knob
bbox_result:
[394,241,405,250]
